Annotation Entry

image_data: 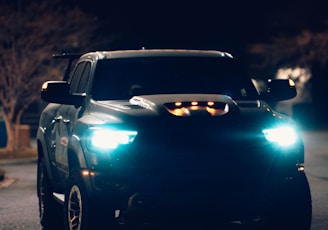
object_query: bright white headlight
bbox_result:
[262,126,298,147]
[90,129,138,150]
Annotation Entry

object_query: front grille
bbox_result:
[119,118,279,193]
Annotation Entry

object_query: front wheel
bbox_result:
[37,158,63,229]
[63,170,116,230]
[64,170,91,230]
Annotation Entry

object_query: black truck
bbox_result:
[37,49,311,229]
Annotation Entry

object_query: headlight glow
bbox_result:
[90,129,137,150]
[262,126,298,147]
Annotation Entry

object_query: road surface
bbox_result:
[0,160,42,229]
[303,131,328,230]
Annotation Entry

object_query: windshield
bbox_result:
[91,56,259,100]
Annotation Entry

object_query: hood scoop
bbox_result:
[164,101,229,116]
[130,95,235,117]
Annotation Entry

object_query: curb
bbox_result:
[0,157,37,190]
[0,176,18,190]
[0,157,38,166]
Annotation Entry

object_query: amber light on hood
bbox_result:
[165,101,229,116]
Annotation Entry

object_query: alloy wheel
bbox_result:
[67,185,83,230]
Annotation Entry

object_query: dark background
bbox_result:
[74,0,328,127]
[75,0,327,56]
[2,0,326,132]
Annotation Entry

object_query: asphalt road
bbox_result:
[303,131,328,230]
[0,160,42,230]
[0,131,327,230]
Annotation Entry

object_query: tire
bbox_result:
[37,158,63,229]
[64,170,91,230]
[64,170,116,230]
[268,171,312,230]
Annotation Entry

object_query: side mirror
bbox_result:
[41,81,84,106]
[262,79,297,102]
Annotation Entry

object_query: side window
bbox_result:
[76,63,91,94]
[70,62,91,94]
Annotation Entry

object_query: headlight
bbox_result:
[88,128,138,150]
[262,126,298,147]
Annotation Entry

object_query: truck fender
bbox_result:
[68,135,88,169]
[36,127,55,184]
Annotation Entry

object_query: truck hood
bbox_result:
[84,94,290,127]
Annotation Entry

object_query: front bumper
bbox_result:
[82,161,303,227]
[81,124,304,227]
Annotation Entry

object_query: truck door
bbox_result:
[54,61,91,185]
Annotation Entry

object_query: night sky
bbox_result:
[78,0,328,122]
[77,0,328,55]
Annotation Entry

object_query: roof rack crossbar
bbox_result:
[53,53,82,59]
[53,53,82,81]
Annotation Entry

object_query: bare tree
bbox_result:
[0,0,99,152]
[247,27,328,77]
[247,26,328,122]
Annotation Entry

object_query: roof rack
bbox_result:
[53,53,82,59]
[53,53,82,81]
